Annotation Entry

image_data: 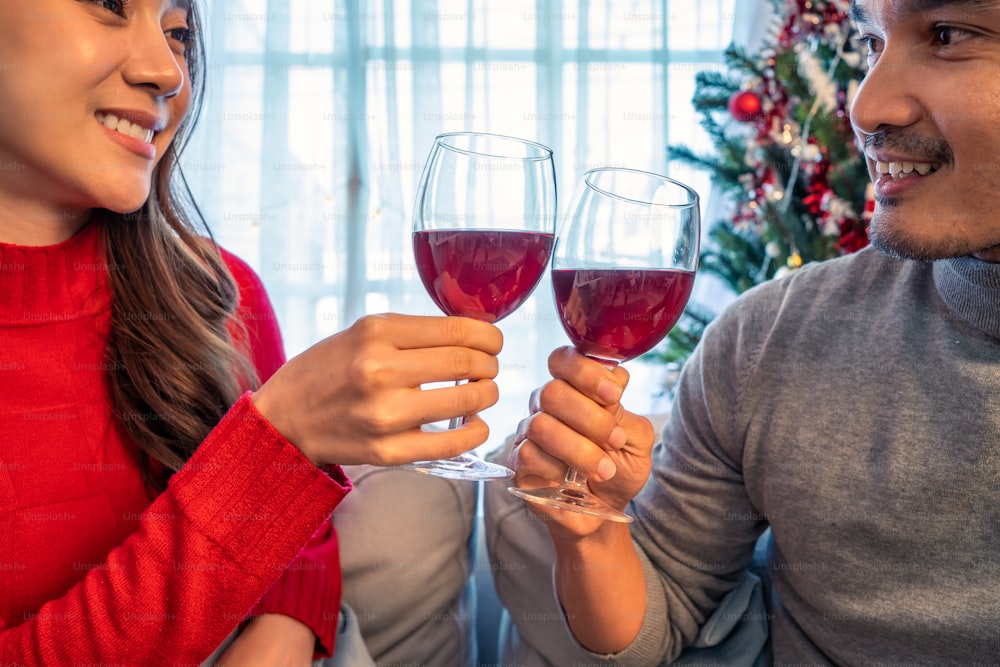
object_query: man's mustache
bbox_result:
[861,130,952,165]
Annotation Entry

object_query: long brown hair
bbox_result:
[103,1,257,493]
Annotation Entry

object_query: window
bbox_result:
[184,0,742,449]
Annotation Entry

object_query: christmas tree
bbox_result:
[652,0,872,365]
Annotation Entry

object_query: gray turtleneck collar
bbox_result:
[933,255,1000,340]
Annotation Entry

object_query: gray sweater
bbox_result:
[620,247,1000,665]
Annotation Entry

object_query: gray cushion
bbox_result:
[483,437,597,666]
[335,465,477,666]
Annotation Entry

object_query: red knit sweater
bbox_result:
[0,220,351,664]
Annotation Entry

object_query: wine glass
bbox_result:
[407,132,557,480]
[509,167,699,520]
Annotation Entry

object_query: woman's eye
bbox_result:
[166,27,191,48]
[87,0,126,18]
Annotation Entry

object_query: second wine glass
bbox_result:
[509,167,699,519]
[408,132,557,480]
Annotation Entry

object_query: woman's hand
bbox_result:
[215,614,315,667]
[252,313,502,467]
[510,346,656,538]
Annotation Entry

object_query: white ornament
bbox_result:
[796,47,837,113]
[824,195,852,220]
[801,144,822,162]
[821,216,840,236]
[765,241,783,258]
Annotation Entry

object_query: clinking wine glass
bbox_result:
[407,132,557,480]
[508,167,699,520]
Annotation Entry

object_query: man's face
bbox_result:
[849,0,1000,261]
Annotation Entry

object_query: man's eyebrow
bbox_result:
[850,0,1000,25]
[849,0,869,24]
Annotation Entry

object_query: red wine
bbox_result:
[413,230,554,322]
[551,268,695,362]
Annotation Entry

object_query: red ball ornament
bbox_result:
[728,90,763,122]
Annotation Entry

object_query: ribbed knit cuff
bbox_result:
[599,543,673,665]
[170,392,352,584]
[251,522,341,658]
[557,541,672,667]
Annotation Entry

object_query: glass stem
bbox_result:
[563,467,590,488]
[448,378,468,431]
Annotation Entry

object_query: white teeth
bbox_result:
[127,123,149,142]
[99,112,119,131]
[95,111,155,144]
[873,159,939,179]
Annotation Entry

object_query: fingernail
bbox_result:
[597,379,621,403]
[609,427,627,450]
[597,458,617,481]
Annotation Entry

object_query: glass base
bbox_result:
[403,454,514,480]
[508,484,633,523]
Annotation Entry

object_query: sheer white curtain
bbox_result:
[183,0,743,452]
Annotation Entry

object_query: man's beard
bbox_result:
[867,207,1000,261]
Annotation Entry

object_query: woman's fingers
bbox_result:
[356,414,492,466]
[364,347,499,388]
[313,379,498,440]
[361,313,503,355]
[252,314,504,467]
[405,379,500,425]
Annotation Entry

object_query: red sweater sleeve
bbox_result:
[221,247,345,657]
[0,394,351,666]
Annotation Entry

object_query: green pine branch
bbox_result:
[644,2,869,367]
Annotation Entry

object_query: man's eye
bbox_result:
[857,34,883,67]
[932,25,976,47]
[860,35,883,54]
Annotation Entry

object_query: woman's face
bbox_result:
[0,0,192,234]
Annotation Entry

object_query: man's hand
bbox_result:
[506,347,656,653]
[510,346,655,538]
